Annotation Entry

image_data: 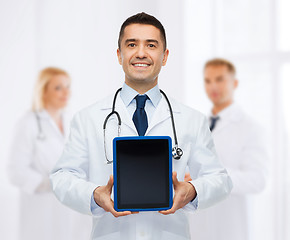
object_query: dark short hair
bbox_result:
[204,58,236,76]
[118,12,167,51]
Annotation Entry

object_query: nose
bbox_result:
[62,87,70,97]
[135,45,147,59]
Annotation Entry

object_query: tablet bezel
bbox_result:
[113,136,173,212]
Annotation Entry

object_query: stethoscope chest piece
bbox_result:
[172,146,183,160]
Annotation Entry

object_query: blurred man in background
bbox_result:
[188,58,268,240]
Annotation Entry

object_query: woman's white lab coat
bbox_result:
[8,110,92,240]
[189,103,267,240]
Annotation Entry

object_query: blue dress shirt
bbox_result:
[120,82,162,125]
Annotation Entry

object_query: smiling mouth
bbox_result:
[132,63,150,67]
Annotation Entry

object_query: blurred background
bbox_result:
[0,0,289,239]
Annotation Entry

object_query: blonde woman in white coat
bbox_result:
[8,67,92,240]
[188,59,267,240]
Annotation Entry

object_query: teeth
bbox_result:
[134,63,149,67]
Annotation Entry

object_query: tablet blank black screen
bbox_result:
[116,139,170,210]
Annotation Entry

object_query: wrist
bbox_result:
[187,182,197,202]
[93,186,101,207]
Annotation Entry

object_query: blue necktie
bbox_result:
[133,95,148,136]
[210,116,220,131]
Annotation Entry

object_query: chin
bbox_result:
[56,103,68,109]
[131,75,150,81]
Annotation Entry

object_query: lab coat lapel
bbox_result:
[213,104,242,134]
[100,94,137,135]
[114,95,137,134]
[38,110,65,140]
[213,118,229,134]
[146,97,172,135]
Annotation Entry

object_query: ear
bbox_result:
[162,49,169,66]
[117,48,122,65]
[234,79,239,89]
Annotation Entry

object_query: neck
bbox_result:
[212,100,233,115]
[125,80,158,94]
[44,105,62,120]
[44,105,64,134]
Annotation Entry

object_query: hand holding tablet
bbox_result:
[93,175,132,217]
[159,171,197,215]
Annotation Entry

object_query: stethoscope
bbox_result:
[103,88,183,164]
[35,112,46,141]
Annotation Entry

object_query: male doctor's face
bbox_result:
[204,65,238,107]
[117,24,169,90]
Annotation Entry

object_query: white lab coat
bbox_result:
[189,103,267,240]
[50,93,233,240]
[8,110,92,240]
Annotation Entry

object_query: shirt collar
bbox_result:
[210,102,238,120]
[120,83,162,108]
[35,109,50,119]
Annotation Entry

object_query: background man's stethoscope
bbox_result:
[103,88,183,164]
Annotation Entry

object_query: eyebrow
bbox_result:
[146,39,159,44]
[124,39,159,45]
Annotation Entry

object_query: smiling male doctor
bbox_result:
[50,12,232,240]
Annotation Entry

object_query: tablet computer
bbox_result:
[113,136,173,212]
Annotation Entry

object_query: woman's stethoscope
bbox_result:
[103,88,183,164]
[35,112,46,141]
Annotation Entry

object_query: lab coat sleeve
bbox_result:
[188,115,233,209]
[226,124,268,195]
[50,112,101,216]
[7,115,48,194]
[182,194,198,211]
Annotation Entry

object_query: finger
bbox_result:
[159,206,177,215]
[184,172,192,182]
[159,200,179,215]
[106,175,114,189]
[172,171,179,186]
[112,209,132,217]
[109,205,131,217]
[106,199,132,218]
[159,195,179,215]
[159,202,179,215]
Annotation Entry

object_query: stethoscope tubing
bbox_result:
[103,88,183,163]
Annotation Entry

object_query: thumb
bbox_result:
[172,171,179,187]
[106,175,114,189]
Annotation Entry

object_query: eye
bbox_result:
[148,44,155,48]
[55,86,62,91]
[128,43,136,47]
